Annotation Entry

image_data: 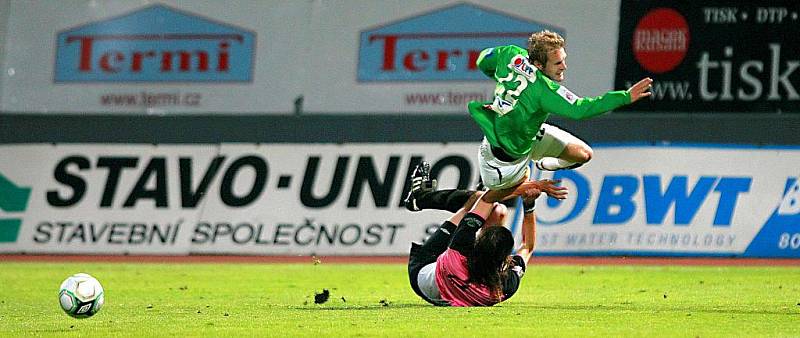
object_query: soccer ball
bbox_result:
[58,273,105,318]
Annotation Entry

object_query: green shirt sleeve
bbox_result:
[467,101,498,145]
[476,45,528,80]
[475,48,497,78]
[538,74,632,120]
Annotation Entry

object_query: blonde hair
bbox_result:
[527,30,565,66]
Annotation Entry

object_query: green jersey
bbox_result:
[468,45,631,158]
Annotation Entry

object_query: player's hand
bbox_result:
[483,181,542,203]
[627,77,653,103]
[511,181,542,200]
[532,179,568,200]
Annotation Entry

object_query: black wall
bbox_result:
[1,112,799,145]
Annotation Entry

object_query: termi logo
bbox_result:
[0,173,31,243]
[358,3,563,81]
[55,4,255,82]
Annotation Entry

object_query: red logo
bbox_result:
[632,8,689,74]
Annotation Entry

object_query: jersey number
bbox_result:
[491,72,530,115]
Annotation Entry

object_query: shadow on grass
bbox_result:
[513,303,800,316]
[31,328,84,334]
[289,303,430,311]
[285,300,800,315]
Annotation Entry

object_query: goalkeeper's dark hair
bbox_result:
[468,226,514,300]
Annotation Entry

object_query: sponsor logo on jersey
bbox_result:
[509,55,536,80]
[358,3,562,81]
[556,86,580,104]
[488,96,514,115]
[55,4,255,82]
[463,217,483,229]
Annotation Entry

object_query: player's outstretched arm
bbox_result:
[482,181,542,204]
[516,245,534,266]
[493,179,567,202]
[517,211,536,263]
[540,81,635,121]
[627,77,654,103]
[530,179,568,200]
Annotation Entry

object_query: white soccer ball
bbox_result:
[58,273,105,318]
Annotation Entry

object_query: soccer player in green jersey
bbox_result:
[471,30,652,185]
[467,30,652,248]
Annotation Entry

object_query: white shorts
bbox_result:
[478,123,583,189]
[416,262,442,301]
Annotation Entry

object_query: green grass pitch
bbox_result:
[1,261,799,337]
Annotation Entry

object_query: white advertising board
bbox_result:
[0,143,464,254]
[307,0,621,114]
[0,0,620,114]
[529,145,800,257]
[0,0,8,108]
[1,143,797,257]
[1,0,307,114]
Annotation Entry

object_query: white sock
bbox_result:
[536,157,575,171]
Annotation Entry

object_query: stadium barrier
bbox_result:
[1,143,797,257]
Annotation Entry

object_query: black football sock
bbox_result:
[415,189,476,213]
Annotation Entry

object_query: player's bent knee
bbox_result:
[581,148,593,163]
[574,145,593,163]
[562,143,593,164]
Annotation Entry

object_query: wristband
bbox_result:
[523,198,536,214]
